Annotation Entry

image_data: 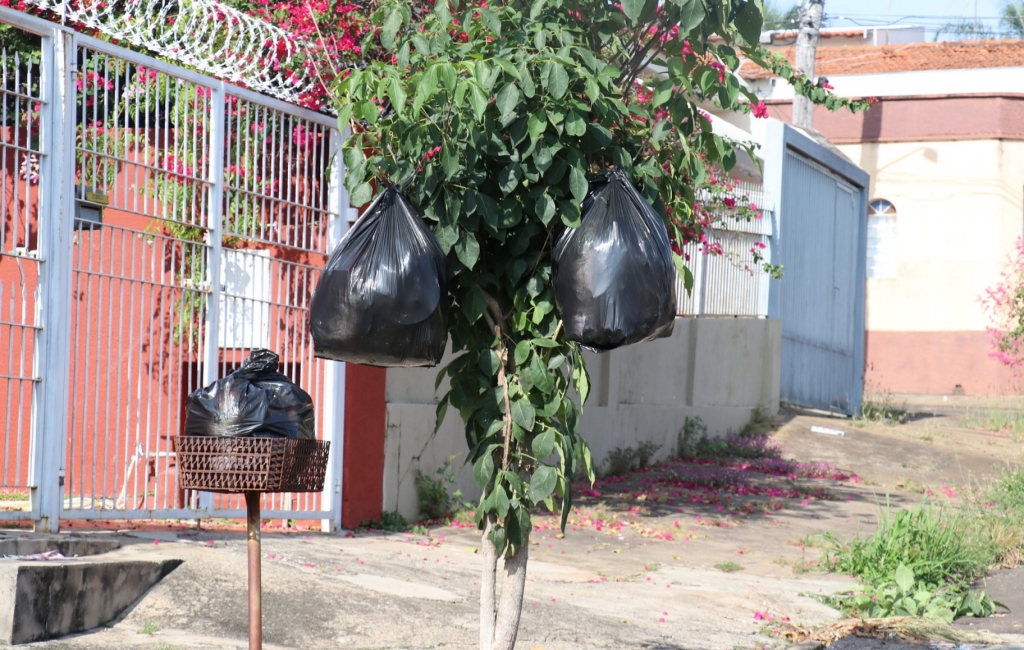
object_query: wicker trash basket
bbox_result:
[173,436,330,494]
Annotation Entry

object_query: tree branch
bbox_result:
[479,514,498,650]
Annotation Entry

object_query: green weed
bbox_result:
[140,621,160,635]
[715,561,743,573]
[414,455,462,521]
[859,392,908,424]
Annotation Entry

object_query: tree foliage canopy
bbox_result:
[328,0,870,556]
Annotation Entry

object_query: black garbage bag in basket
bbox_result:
[552,167,677,352]
[309,186,448,367]
[183,349,316,440]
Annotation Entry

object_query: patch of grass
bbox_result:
[361,511,412,532]
[140,621,160,635]
[740,405,775,437]
[715,561,743,573]
[859,392,908,424]
[958,410,1024,436]
[895,478,928,494]
[822,500,989,589]
[0,492,27,501]
[675,414,782,462]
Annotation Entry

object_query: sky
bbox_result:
[774,0,1014,40]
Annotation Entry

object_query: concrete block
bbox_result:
[0,547,181,645]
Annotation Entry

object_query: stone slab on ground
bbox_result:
[0,542,181,645]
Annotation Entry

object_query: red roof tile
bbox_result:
[739,40,1024,80]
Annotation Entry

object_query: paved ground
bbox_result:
[9,408,1024,650]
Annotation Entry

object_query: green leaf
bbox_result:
[528,113,546,141]
[674,0,706,34]
[514,340,532,366]
[498,164,522,195]
[469,84,488,121]
[495,485,510,518]
[547,63,569,99]
[734,0,764,45]
[518,63,536,97]
[529,354,554,394]
[442,141,460,180]
[530,466,557,502]
[533,428,556,459]
[380,6,404,50]
[652,119,671,143]
[474,451,495,489]
[564,111,586,137]
[652,79,673,107]
[535,193,556,225]
[480,7,502,36]
[454,230,480,269]
[413,66,439,115]
[434,394,449,434]
[434,0,451,25]
[496,83,521,122]
[494,57,519,79]
[532,338,560,348]
[387,78,407,116]
[620,0,644,23]
[895,564,915,595]
[350,183,373,207]
[529,0,546,19]
[462,286,488,323]
[672,253,694,292]
[510,398,536,432]
[397,41,410,69]
[569,166,588,203]
[588,122,613,146]
[489,524,506,550]
[335,103,353,132]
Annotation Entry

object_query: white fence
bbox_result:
[676,181,774,318]
[0,7,351,532]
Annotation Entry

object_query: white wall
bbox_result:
[383,318,782,520]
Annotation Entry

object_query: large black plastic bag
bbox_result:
[184,349,315,439]
[309,186,448,367]
[552,167,677,352]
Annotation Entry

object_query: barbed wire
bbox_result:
[24,0,321,105]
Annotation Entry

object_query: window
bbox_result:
[867,199,898,278]
[218,249,271,349]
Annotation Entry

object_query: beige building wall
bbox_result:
[837,139,1023,394]
[382,318,781,521]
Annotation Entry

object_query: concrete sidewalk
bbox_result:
[12,412,1024,650]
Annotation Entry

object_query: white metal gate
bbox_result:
[0,8,349,531]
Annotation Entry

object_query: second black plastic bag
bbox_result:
[183,349,316,439]
[552,167,677,352]
[309,186,448,367]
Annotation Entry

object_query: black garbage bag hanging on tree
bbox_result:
[183,349,316,439]
[552,167,677,352]
[309,186,448,367]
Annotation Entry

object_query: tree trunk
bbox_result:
[479,515,498,650]
[793,0,824,128]
[491,533,530,650]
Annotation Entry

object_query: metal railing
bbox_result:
[676,181,774,318]
[0,6,351,531]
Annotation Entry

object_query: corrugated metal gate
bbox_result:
[764,123,869,416]
[0,8,349,531]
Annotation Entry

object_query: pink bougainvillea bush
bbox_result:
[981,238,1024,372]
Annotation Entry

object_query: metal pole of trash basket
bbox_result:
[245,491,262,650]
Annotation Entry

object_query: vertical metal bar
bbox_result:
[199,81,225,516]
[320,126,347,532]
[246,490,262,650]
[30,28,76,531]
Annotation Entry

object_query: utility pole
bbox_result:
[792,0,824,129]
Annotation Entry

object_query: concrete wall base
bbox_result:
[383,317,782,521]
